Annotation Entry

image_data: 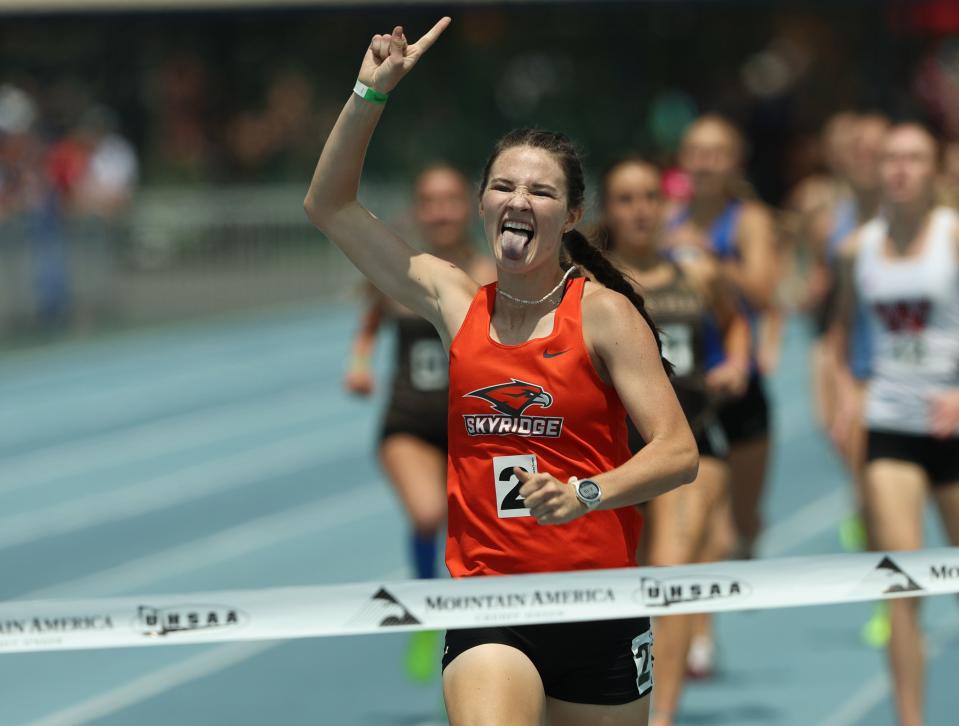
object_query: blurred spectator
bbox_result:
[0,83,71,331]
[48,105,138,326]
[226,69,321,181]
[146,53,215,182]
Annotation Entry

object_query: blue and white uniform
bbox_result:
[668,201,769,444]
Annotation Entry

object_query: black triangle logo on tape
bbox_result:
[372,587,421,626]
[875,556,923,594]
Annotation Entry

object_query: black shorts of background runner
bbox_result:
[629,415,724,459]
[628,378,726,459]
[380,404,448,452]
[442,617,653,705]
[716,373,769,445]
[378,316,449,452]
[866,430,959,486]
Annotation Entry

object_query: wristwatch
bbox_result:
[573,478,602,511]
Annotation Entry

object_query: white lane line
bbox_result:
[0,420,367,551]
[22,481,392,600]
[0,347,326,450]
[22,574,406,726]
[758,487,847,557]
[0,386,344,495]
[23,641,281,726]
[0,387,361,498]
[820,615,959,726]
[0,305,346,397]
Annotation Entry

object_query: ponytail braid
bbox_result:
[563,229,673,376]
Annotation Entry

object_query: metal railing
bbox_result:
[0,183,412,339]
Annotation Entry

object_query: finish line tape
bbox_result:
[1,548,957,654]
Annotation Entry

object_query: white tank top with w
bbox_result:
[855,206,959,434]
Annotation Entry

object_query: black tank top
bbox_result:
[644,262,711,432]
[388,315,449,415]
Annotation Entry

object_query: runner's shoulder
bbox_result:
[582,282,654,347]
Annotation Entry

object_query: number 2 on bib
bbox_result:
[492,454,537,518]
[632,630,654,697]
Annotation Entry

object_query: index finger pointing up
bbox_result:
[412,16,451,53]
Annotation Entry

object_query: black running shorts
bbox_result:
[442,617,653,705]
[717,373,770,445]
[866,430,959,486]
[379,406,448,453]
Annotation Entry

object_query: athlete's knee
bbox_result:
[410,503,445,536]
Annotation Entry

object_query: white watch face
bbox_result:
[578,480,601,502]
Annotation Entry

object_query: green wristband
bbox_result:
[353,80,389,104]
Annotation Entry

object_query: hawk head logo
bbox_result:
[464,379,554,417]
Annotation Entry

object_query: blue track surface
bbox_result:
[1,305,956,725]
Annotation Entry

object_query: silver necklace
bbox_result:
[496,266,578,306]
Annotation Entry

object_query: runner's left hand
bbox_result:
[515,468,587,525]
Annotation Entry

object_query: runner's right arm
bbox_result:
[303,19,476,345]
[345,291,386,396]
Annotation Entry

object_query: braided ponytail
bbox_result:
[562,229,673,376]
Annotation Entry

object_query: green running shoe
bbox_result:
[861,603,891,648]
[405,630,441,684]
[839,514,867,553]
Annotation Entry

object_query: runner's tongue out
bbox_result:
[501,229,529,260]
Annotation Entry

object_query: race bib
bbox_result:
[409,339,448,391]
[492,454,537,519]
[890,335,927,367]
[632,629,654,698]
[661,323,694,377]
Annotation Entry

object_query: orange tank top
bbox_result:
[446,276,641,577]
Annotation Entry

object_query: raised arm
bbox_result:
[303,19,476,342]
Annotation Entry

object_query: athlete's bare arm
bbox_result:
[583,288,699,507]
[344,290,386,396]
[303,19,476,345]
[726,201,779,310]
[518,287,698,525]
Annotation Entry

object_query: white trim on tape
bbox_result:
[0,548,956,654]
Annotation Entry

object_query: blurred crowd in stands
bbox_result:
[0,1,957,337]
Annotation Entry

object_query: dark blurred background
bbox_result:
[1,0,957,337]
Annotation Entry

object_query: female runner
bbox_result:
[304,19,698,726]
[597,157,750,726]
[664,115,779,675]
[666,114,778,559]
[832,123,959,726]
[804,114,892,646]
[344,163,494,681]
